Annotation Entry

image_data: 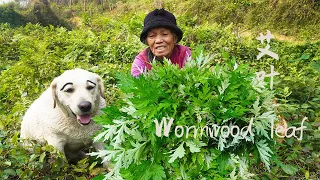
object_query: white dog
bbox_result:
[20,69,107,166]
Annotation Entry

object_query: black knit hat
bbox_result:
[140,8,183,44]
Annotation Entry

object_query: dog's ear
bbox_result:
[96,76,105,99]
[51,78,58,108]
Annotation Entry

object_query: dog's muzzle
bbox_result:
[76,101,93,126]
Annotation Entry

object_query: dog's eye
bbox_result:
[87,86,95,90]
[65,88,74,93]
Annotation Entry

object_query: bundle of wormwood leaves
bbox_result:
[91,53,278,179]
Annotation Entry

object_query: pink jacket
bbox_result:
[131,45,191,77]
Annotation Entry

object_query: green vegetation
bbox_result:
[92,55,278,179]
[0,0,319,179]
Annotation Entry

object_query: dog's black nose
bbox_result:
[78,101,92,112]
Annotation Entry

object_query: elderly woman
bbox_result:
[131,8,192,77]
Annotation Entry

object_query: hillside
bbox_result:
[2,0,320,41]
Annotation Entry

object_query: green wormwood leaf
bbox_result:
[186,140,206,153]
[168,142,186,163]
[256,140,273,171]
[127,161,166,180]
[141,163,166,180]
[92,52,277,179]
[218,78,230,95]
[126,141,148,164]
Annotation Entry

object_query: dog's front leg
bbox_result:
[92,142,111,170]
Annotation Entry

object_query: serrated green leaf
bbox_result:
[251,98,261,116]
[150,164,166,180]
[218,78,230,95]
[217,152,230,171]
[256,140,273,171]
[218,135,227,151]
[102,124,118,142]
[94,130,108,142]
[126,141,148,164]
[169,142,185,163]
[129,161,166,180]
[186,141,206,153]
[186,141,200,153]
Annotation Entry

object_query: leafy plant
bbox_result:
[91,52,279,179]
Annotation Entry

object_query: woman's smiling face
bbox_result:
[146,27,176,59]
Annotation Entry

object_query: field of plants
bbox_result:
[0,0,319,179]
